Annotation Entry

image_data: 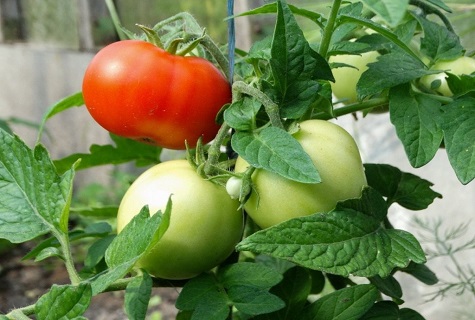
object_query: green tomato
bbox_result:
[420,56,475,96]
[117,160,243,280]
[235,120,367,229]
[329,51,380,104]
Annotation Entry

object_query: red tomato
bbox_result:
[82,40,231,150]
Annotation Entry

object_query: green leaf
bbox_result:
[389,83,444,167]
[254,267,312,320]
[363,163,442,210]
[38,92,84,141]
[231,127,320,183]
[84,235,116,270]
[224,97,262,131]
[369,275,403,302]
[360,0,409,27]
[401,262,438,285]
[90,204,170,295]
[125,272,153,320]
[446,73,475,97]
[70,205,119,218]
[301,284,379,320]
[53,134,161,174]
[441,97,475,184]
[0,129,75,243]
[267,0,333,119]
[228,285,285,315]
[236,188,426,278]
[175,273,230,320]
[35,283,92,320]
[218,262,283,289]
[360,301,425,320]
[358,52,433,99]
[414,15,463,61]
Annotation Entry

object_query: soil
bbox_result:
[0,242,180,319]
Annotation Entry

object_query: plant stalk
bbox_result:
[319,0,343,58]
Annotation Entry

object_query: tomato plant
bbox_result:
[117,159,243,279]
[420,56,475,96]
[2,0,475,319]
[82,39,231,150]
[329,51,380,104]
[235,119,367,229]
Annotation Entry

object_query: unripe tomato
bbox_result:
[117,160,243,279]
[82,40,231,150]
[329,51,380,104]
[420,56,475,96]
[235,120,367,229]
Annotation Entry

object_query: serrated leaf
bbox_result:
[35,283,92,320]
[414,15,463,61]
[0,129,75,243]
[441,97,475,184]
[224,97,262,131]
[301,284,379,320]
[176,273,230,320]
[53,134,161,174]
[231,127,320,183]
[268,0,333,119]
[125,272,153,320]
[363,163,442,210]
[229,285,285,316]
[219,262,283,289]
[360,0,409,27]
[358,52,433,99]
[91,204,170,295]
[236,188,426,278]
[389,83,444,167]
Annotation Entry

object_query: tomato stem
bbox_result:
[203,122,232,177]
[315,96,389,120]
[232,81,284,129]
[319,0,343,58]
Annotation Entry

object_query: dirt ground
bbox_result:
[0,243,180,319]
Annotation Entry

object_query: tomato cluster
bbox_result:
[82,40,231,150]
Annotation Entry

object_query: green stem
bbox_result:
[105,0,130,40]
[319,0,343,58]
[232,81,284,129]
[56,231,82,285]
[203,122,232,176]
[315,97,389,120]
[6,305,35,318]
[199,35,231,82]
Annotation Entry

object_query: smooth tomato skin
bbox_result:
[420,56,475,96]
[329,51,380,104]
[82,40,231,150]
[235,120,367,229]
[117,160,243,279]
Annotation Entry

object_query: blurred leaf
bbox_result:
[360,0,409,27]
[125,272,153,320]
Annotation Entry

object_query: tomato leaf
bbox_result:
[224,97,262,131]
[53,134,161,174]
[368,275,403,302]
[401,261,438,285]
[124,272,153,320]
[227,285,285,315]
[441,97,475,184]
[35,283,92,320]
[90,203,170,295]
[446,73,475,97]
[0,128,75,243]
[389,83,444,168]
[236,187,426,278]
[175,273,230,320]
[360,0,409,27]
[218,262,283,289]
[266,0,333,119]
[360,301,425,320]
[300,284,379,320]
[231,127,320,184]
[414,14,463,61]
[364,163,442,210]
[357,52,433,99]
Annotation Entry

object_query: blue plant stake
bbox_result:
[227,0,235,82]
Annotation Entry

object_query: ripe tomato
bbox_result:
[117,160,243,280]
[235,120,367,229]
[329,51,380,104]
[420,56,475,96]
[82,40,231,150]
